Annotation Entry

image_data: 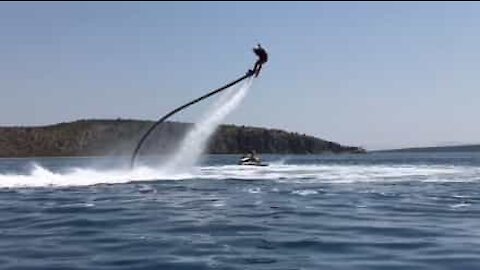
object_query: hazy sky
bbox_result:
[1,2,479,150]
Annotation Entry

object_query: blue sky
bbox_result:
[1,2,479,150]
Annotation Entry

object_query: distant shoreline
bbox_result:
[373,144,480,153]
[0,119,366,158]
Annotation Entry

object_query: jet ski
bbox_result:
[238,153,268,166]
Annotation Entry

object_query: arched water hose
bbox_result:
[130,69,255,168]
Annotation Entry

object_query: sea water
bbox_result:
[0,152,480,269]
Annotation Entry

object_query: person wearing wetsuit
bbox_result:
[252,44,268,77]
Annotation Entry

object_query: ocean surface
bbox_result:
[1,152,479,270]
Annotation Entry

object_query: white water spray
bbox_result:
[163,78,253,173]
[1,163,478,188]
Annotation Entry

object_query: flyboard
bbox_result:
[130,69,258,169]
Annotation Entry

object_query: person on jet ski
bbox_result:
[241,150,261,163]
[252,43,268,78]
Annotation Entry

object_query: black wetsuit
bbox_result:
[253,47,268,77]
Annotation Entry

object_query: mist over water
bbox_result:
[162,78,253,173]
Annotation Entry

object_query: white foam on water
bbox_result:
[292,189,319,196]
[0,164,188,188]
[450,203,471,209]
[196,164,480,184]
[0,163,479,188]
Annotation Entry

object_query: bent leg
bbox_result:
[255,64,263,77]
[253,61,260,75]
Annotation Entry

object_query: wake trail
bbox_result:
[0,162,479,188]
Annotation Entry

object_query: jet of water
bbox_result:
[163,78,253,173]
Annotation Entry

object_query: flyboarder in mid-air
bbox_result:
[131,47,268,168]
[252,43,268,77]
